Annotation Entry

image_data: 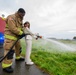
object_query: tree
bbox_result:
[73,36,76,40]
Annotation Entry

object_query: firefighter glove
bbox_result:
[19,33,25,39]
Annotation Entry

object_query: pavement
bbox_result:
[0,47,49,75]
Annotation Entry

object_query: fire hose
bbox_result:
[0,34,42,62]
[0,34,27,62]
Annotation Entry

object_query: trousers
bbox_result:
[2,39,21,67]
[25,39,32,62]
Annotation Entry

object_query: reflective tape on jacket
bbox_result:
[2,63,12,68]
[1,17,5,20]
[6,24,23,35]
[19,30,23,35]
[18,27,23,35]
[5,34,17,40]
[6,24,8,28]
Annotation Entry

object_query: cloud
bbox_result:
[0,0,76,39]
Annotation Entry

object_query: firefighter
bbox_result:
[2,8,26,73]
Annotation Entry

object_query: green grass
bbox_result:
[31,50,76,75]
[21,39,76,75]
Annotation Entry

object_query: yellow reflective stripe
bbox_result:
[6,25,23,35]
[19,31,23,35]
[1,17,5,20]
[5,34,17,40]
[16,56,21,59]
[18,28,23,35]
[2,63,12,68]
[19,28,22,30]
[6,24,8,28]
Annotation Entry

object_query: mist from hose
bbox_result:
[32,38,76,52]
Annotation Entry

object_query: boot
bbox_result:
[15,56,25,61]
[26,61,34,65]
[3,66,13,73]
[25,59,34,65]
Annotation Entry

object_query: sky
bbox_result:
[0,0,76,39]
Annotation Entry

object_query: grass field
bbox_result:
[21,38,76,75]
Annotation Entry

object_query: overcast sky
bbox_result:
[0,0,76,39]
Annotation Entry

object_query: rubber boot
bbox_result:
[15,56,25,61]
[3,66,13,73]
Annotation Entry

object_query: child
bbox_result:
[23,21,42,65]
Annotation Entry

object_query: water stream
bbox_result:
[45,39,76,51]
[33,38,76,52]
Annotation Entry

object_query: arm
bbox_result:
[7,16,23,35]
[24,27,42,39]
[25,27,35,36]
[24,27,38,38]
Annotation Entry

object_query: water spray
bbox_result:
[35,35,76,52]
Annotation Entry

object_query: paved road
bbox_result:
[0,48,49,75]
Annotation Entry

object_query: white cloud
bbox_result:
[0,0,76,39]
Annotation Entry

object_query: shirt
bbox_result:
[23,27,37,40]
